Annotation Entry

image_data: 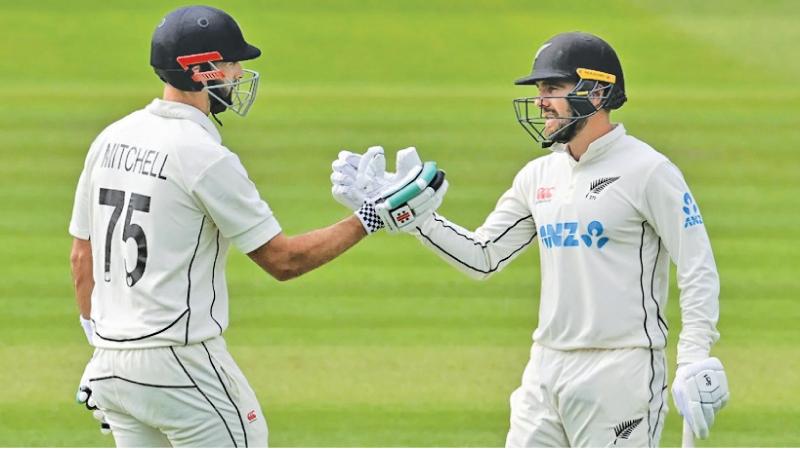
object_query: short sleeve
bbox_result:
[69,166,92,240]
[69,136,105,240]
[192,154,282,253]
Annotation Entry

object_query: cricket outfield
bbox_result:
[0,0,798,446]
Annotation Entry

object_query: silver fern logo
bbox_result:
[609,417,643,446]
[586,176,620,200]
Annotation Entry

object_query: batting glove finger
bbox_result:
[330,171,354,186]
[337,150,361,168]
[355,146,386,190]
[394,147,423,177]
[332,184,361,211]
[332,158,357,178]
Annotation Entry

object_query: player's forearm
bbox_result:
[413,212,536,280]
[284,215,366,279]
[70,238,94,318]
[249,215,366,281]
[677,261,720,365]
[413,214,495,280]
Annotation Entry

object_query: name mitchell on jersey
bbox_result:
[99,142,168,181]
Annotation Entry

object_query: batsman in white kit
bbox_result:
[68,5,449,447]
[331,32,730,447]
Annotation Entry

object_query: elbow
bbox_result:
[267,252,305,282]
[271,268,299,282]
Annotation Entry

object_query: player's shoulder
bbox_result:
[509,151,562,192]
[618,133,671,167]
[169,129,235,184]
[92,109,144,144]
[617,133,687,185]
[519,150,566,175]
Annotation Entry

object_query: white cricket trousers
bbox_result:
[506,343,668,448]
[87,336,268,447]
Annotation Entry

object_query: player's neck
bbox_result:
[567,115,614,161]
[162,84,211,116]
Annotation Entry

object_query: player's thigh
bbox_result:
[559,348,667,448]
[103,407,172,448]
[92,341,267,448]
[506,348,569,448]
[197,337,268,447]
[163,338,267,447]
[92,369,248,448]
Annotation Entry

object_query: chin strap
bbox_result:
[210,112,223,126]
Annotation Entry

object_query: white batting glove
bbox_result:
[672,357,729,439]
[331,146,390,210]
[346,147,448,234]
[374,163,448,233]
[331,146,425,210]
[80,315,95,346]
[76,357,111,435]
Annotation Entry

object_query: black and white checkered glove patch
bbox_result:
[355,201,385,234]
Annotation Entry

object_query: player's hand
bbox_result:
[672,357,729,439]
[331,146,390,210]
[331,145,425,210]
[76,358,111,435]
[80,315,95,346]
[355,149,448,234]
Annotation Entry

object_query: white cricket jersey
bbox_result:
[414,124,719,365]
[69,99,281,349]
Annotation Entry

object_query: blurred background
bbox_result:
[0,0,798,446]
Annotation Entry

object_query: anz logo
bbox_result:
[682,192,703,228]
[539,220,609,249]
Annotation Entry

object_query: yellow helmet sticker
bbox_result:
[576,68,616,83]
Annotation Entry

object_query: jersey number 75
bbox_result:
[98,188,151,287]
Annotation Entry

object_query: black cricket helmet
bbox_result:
[150,5,261,117]
[513,32,626,148]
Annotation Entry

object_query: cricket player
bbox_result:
[68,5,445,447]
[331,32,729,447]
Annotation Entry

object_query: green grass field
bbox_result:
[1,0,799,446]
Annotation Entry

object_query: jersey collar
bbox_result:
[145,99,222,143]
[555,123,626,167]
[585,123,626,159]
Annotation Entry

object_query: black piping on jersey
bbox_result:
[494,215,535,242]
[430,213,534,249]
[185,217,206,345]
[639,221,655,446]
[170,346,238,447]
[202,342,247,447]
[650,238,669,336]
[210,230,223,334]
[647,236,667,442]
[652,362,668,442]
[89,375,195,389]
[416,217,536,274]
[431,214,488,249]
[93,309,189,342]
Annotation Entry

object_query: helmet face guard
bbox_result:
[513,68,620,148]
[177,52,260,117]
[205,67,260,117]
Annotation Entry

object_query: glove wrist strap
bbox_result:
[355,202,385,235]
